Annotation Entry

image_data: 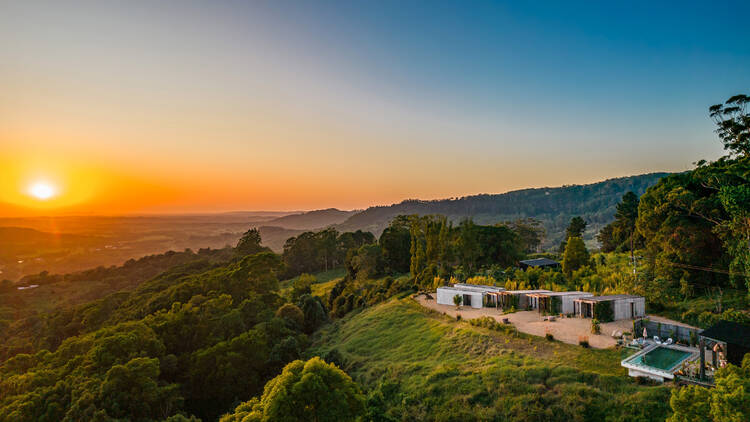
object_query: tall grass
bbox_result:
[310,298,671,421]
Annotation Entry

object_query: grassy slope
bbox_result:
[279,268,347,298]
[311,299,672,422]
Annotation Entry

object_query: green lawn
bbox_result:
[280,268,346,288]
[279,268,346,298]
[310,298,671,422]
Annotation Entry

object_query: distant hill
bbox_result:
[335,173,670,249]
[265,208,358,230]
[257,226,305,251]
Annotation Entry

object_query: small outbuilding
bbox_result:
[573,295,645,321]
[527,291,593,315]
[519,258,560,271]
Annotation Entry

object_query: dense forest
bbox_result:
[0,95,748,421]
[335,172,669,248]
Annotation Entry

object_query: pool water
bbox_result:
[628,347,691,371]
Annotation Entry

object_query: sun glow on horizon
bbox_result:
[27,181,58,200]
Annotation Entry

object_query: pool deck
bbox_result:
[416,295,633,349]
[621,343,699,381]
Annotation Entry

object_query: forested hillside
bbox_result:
[265,208,358,230]
[335,173,668,248]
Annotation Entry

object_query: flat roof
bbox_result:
[453,283,504,291]
[534,291,593,297]
[437,287,484,294]
[502,289,552,294]
[519,258,560,266]
[577,294,644,302]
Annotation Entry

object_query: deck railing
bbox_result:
[675,374,715,387]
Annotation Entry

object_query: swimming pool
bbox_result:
[628,347,692,371]
[621,345,697,382]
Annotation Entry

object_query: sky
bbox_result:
[1,0,748,216]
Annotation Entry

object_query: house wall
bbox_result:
[613,298,646,320]
[436,288,483,309]
[560,294,592,314]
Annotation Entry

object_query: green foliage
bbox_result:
[550,296,562,315]
[598,191,643,253]
[562,236,589,274]
[288,273,314,302]
[0,249,315,421]
[311,299,671,422]
[346,244,386,281]
[709,94,750,157]
[236,228,267,257]
[297,294,329,334]
[408,215,523,288]
[669,353,750,422]
[219,357,365,422]
[593,301,614,323]
[378,216,412,274]
[276,304,305,330]
[453,294,462,308]
[282,229,374,278]
[591,318,601,334]
[559,216,587,253]
[98,357,182,421]
[506,218,546,253]
[635,97,750,296]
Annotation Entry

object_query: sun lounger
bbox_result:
[654,336,662,344]
[665,338,673,345]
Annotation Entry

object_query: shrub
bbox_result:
[275,303,304,330]
[635,376,660,386]
[578,336,590,348]
[545,332,554,341]
[456,314,462,321]
[591,319,601,335]
[592,301,613,323]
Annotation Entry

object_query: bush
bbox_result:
[456,314,462,321]
[579,336,590,347]
[276,304,305,330]
[545,332,554,341]
[591,319,601,335]
[593,301,614,323]
[635,376,660,386]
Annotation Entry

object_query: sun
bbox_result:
[27,181,57,200]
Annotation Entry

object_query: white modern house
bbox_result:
[573,295,646,321]
[436,284,505,309]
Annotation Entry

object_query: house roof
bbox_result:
[502,289,552,294]
[519,258,560,267]
[453,283,504,292]
[700,321,750,349]
[537,291,593,297]
[577,294,643,302]
[437,287,483,295]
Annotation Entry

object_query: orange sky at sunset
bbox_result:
[2,1,737,218]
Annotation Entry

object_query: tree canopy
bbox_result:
[219,357,365,422]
